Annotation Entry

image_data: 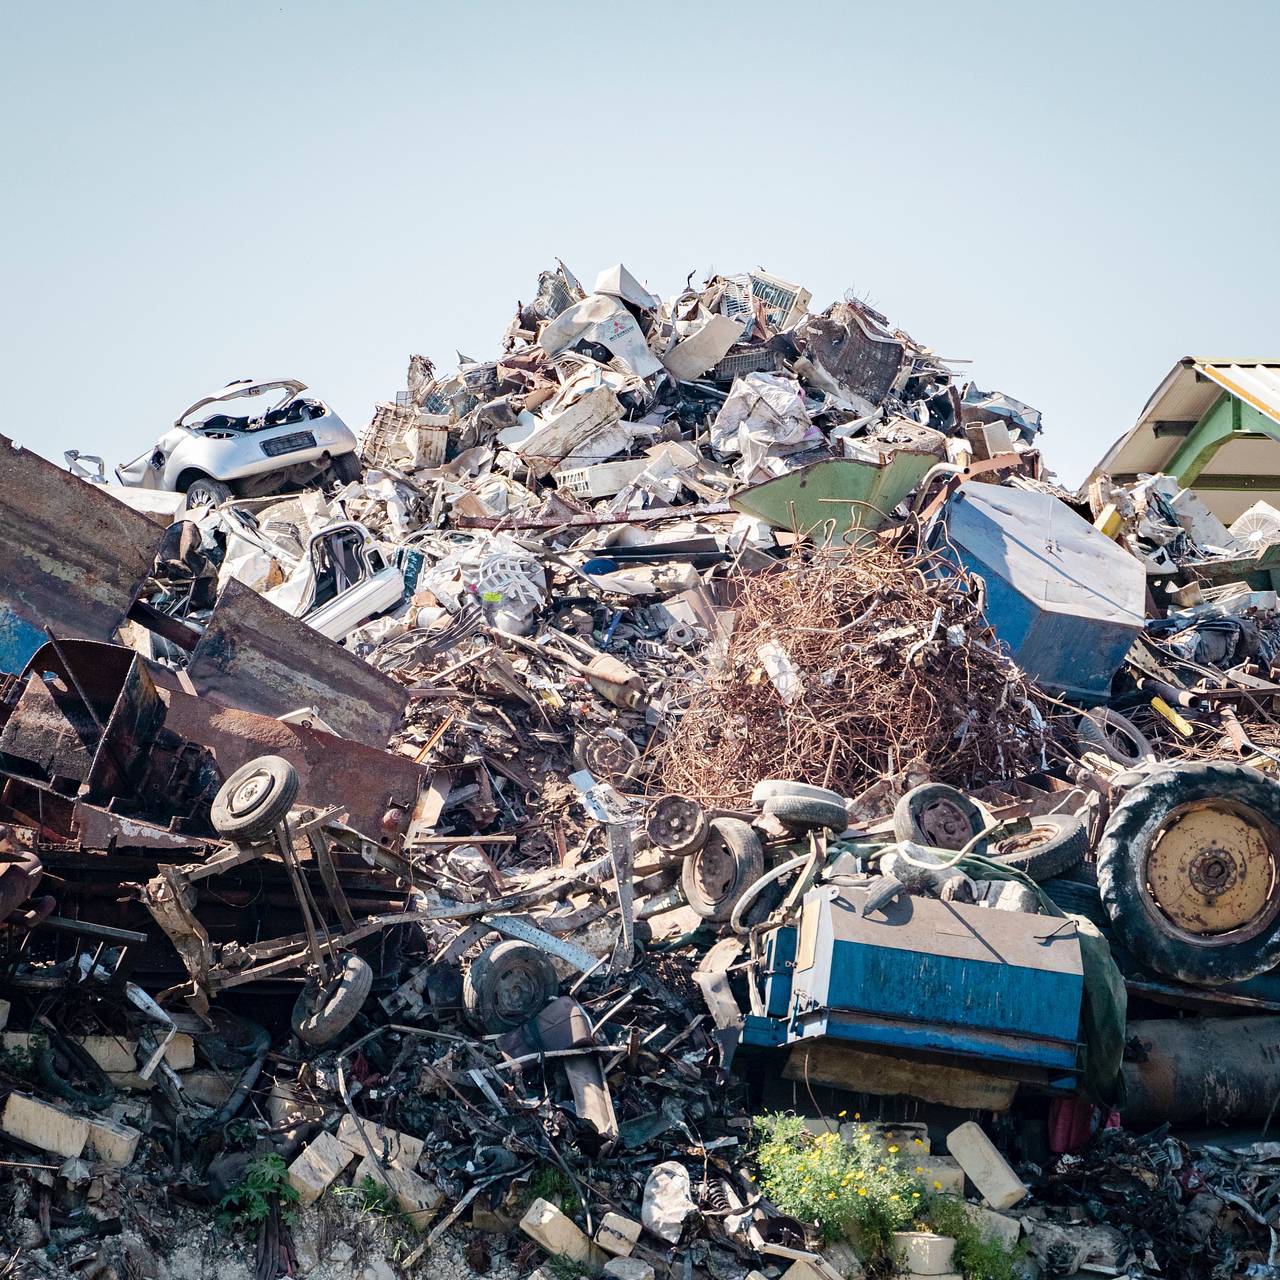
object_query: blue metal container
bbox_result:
[939,483,1146,704]
[744,885,1084,1083]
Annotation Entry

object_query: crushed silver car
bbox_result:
[112,378,362,507]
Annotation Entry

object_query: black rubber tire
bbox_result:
[36,1031,116,1111]
[184,477,234,510]
[751,780,846,807]
[680,818,765,923]
[328,452,363,485]
[1077,709,1154,765]
[292,953,374,1046]
[462,940,559,1034]
[762,794,849,834]
[1041,874,1111,930]
[210,756,299,840]
[1097,762,1280,985]
[893,783,986,852]
[989,814,1089,881]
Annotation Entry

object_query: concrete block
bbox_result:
[520,1197,607,1272]
[0,1032,190,1074]
[354,1157,443,1231]
[1,1093,89,1159]
[268,1081,325,1129]
[595,1211,642,1256]
[946,1122,1027,1210]
[163,1033,195,1070]
[781,1258,845,1280]
[912,1156,963,1195]
[107,1071,153,1092]
[181,1070,238,1109]
[603,1260,653,1280]
[892,1231,955,1276]
[86,1115,141,1167]
[963,1202,1021,1250]
[287,1131,356,1205]
[335,1113,423,1172]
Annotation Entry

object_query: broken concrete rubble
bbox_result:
[6,260,1280,1280]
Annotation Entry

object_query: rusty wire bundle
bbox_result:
[655,536,1052,804]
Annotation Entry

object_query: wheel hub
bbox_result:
[494,965,542,1021]
[693,836,734,901]
[1146,804,1279,937]
[648,794,707,855]
[228,770,273,817]
[918,799,973,848]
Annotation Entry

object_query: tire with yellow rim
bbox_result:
[1097,762,1280,985]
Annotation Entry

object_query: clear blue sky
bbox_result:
[4,0,1277,486]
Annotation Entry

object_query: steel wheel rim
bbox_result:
[1141,799,1280,944]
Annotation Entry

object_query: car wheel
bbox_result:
[680,817,764,922]
[1096,762,1280,985]
[646,794,708,855]
[751,779,846,807]
[210,756,299,841]
[989,813,1088,881]
[1076,709,1154,765]
[762,794,849,834]
[184,477,233,510]
[292,954,374,1046]
[328,452,364,485]
[462,941,559,1034]
[893,783,987,852]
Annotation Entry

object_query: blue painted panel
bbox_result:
[820,940,1082,1045]
[0,608,47,675]
[797,1014,1079,1071]
[765,927,797,1020]
[939,484,1146,704]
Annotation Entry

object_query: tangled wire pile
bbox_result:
[657,536,1052,803]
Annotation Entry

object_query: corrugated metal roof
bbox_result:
[1089,358,1280,521]
[1201,362,1280,427]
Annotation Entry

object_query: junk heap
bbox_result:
[4,261,1280,1280]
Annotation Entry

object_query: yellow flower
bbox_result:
[857,1188,867,1197]
[915,1167,924,1174]
[877,1166,886,1174]
[854,1112,861,1120]
[914,1138,923,1146]
[838,1110,847,1118]
[827,1193,836,1200]
[933,1181,942,1191]
[888,1145,899,1154]
[889,1194,899,1202]
[912,1192,921,1200]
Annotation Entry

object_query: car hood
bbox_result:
[176,378,308,429]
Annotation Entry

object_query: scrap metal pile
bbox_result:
[5,262,1280,1280]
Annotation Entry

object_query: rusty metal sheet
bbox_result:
[158,686,427,843]
[185,579,410,748]
[0,435,160,674]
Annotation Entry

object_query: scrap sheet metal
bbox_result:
[185,579,411,748]
[0,435,159,673]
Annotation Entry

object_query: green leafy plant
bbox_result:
[922,1195,1025,1280]
[524,1164,581,1216]
[754,1114,923,1250]
[217,1153,300,1231]
[333,1174,400,1218]
[0,1040,37,1082]
[545,1256,588,1280]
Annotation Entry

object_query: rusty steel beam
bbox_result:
[185,579,410,748]
[0,435,160,674]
